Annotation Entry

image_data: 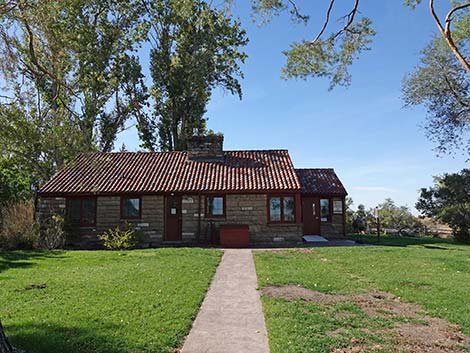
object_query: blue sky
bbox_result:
[115,1,469,213]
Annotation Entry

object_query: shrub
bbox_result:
[39,214,66,249]
[0,200,38,249]
[99,223,142,250]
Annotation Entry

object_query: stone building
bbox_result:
[38,136,347,248]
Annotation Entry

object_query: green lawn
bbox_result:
[0,248,222,353]
[254,241,470,353]
[349,233,456,247]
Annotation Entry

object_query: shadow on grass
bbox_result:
[6,322,129,353]
[348,234,464,248]
[0,250,65,274]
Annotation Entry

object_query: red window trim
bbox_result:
[120,195,142,220]
[267,195,296,224]
[205,195,226,218]
[66,197,97,227]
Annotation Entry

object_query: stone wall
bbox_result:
[181,194,303,245]
[38,197,66,219]
[40,193,303,248]
[39,195,164,249]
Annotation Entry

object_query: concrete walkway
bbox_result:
[181,249,270,353]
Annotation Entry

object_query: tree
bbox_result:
[403,36,469,156]
[416,169,470,243]
[0,320,13,353]
[378,198,422,235]
[248,1,470,82]
[138,0,248,151]
[246,1,470,155]
[0,0,150,187]
[0,157,31,208]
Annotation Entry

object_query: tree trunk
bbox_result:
[0,321,13,353]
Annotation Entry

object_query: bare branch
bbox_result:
[332,0,360,41]
[309,0,360,45]
[311,0,335,43]
[287,0,309,22]
[0,1,17,16]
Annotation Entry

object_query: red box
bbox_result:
[219,224,250,248]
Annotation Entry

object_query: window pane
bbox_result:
[68,199,81,223]
[320,199,330,220]
[333,200,343,214]
[82,198,96,225]
[208,197,224,216]
[123,197,140,218]
[269,197,281,221]
[283,197,295,221]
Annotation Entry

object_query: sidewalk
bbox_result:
[181,249,270,353]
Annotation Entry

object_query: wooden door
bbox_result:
[302,197,321,235]
[165,195,181,241]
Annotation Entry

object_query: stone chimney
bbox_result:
[187,135,224,161]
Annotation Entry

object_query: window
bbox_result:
[121,196,141,219]
[206,196,225,217]
[67,197,96,226]
[320,199,330,222]
[268,196,296,223]
[333,200,343,214]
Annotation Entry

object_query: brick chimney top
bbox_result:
[187,135,224,161]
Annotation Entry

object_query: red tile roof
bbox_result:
[295,168,347,196]
[38,150,302,196]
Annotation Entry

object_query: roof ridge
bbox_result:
[295,168,334,171]
[82,149,291,155]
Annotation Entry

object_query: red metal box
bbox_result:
[219,224,250,248]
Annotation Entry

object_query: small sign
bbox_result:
[374,207,379,219]
[171,207,177,215]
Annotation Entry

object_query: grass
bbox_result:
[0,248,222,353]
[349,233,456,247]
[253,241,470,353]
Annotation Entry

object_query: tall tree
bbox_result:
[416,169,470,243]
[0,0,149,188]
[138,0,248,151]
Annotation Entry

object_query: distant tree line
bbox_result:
[346,198,423,236]
[347,168,470,244]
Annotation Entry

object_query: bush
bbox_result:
[0,201,38,249]
[99,223,142,250]
[39,214,66,249]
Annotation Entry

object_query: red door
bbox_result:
[165,196,181,241]
[302,197,321,235]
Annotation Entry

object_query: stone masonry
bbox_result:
[39,193,303,249]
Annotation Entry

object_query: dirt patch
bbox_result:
[261,285,470,353]
[261,285,346,304]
